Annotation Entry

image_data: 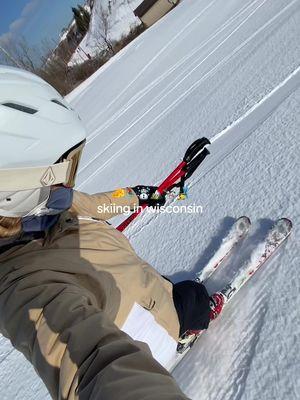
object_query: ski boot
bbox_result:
[209,292,226,321]
[177,329,201,353]
[177,292,226,354]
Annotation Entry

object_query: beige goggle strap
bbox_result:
[0,161,72,191]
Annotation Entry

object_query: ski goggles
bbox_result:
[0,140,85,191]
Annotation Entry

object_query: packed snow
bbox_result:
[1,0,300,398]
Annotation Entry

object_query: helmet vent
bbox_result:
[2,102,37,114]
[51,99,68,109]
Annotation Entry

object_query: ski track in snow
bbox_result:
[76,0,267,177]
[78,0,220,127]
[116,65,300,240]
[67,0,218,111]
[218,260,275,400]
[216,299,268,400]
[84,0,262,141]
[76,0,299,189]
[189,66,300,183]
[1,0,300,398]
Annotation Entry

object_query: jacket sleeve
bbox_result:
[0,260,190,400]
[70,188,139,220]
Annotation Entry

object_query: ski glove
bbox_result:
[132,186,166,208]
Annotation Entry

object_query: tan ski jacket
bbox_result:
[0,189,187,400]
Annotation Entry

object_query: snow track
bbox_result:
[216,290,269,400]
[76,0,266,182]
[84,0,261,139]
[210,66,300,144]
[190,65,300,185]
[100,66,300,238]
[77,0,219,126]
[76,0,299,190]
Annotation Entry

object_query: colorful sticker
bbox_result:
[112,188,126,198]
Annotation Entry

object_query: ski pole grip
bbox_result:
[185,147,210,179]
[184,137,210,163]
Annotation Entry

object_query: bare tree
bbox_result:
[0,36,40,72]
[15,39,37,72]
[39,50,73,95]
[0,44,23,68]
[95,5,115,55]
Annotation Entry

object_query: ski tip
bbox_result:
[238,216,251,224]
[278,217,292,225]
[277,218,293,231]
[235,216,251,234]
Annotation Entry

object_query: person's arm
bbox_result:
[71,186,167,221]
[71,188,139,220]
[0,263,190,400]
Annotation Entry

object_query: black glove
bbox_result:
[132,186,166,208]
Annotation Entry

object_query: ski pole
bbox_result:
[116,138,210,232]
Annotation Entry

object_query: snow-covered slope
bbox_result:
[69,0,142,65]
[1,0,300,398]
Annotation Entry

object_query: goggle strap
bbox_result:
[0,161,71,191]
[65,141,85,188]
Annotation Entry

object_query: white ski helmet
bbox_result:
[0,65,86,217]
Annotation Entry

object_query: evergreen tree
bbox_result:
[72,6,90,36]
[78,5,91,27]
[72,7,81,21]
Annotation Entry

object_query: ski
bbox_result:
[177,216,251,355]
[220,217,292,301]
[170,218,292,370]
[195,216,251,284]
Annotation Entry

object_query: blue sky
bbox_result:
[1,0,85,47]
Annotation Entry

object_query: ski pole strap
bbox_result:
[116,137,210,232]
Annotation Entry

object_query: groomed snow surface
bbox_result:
[1,0,300,398]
